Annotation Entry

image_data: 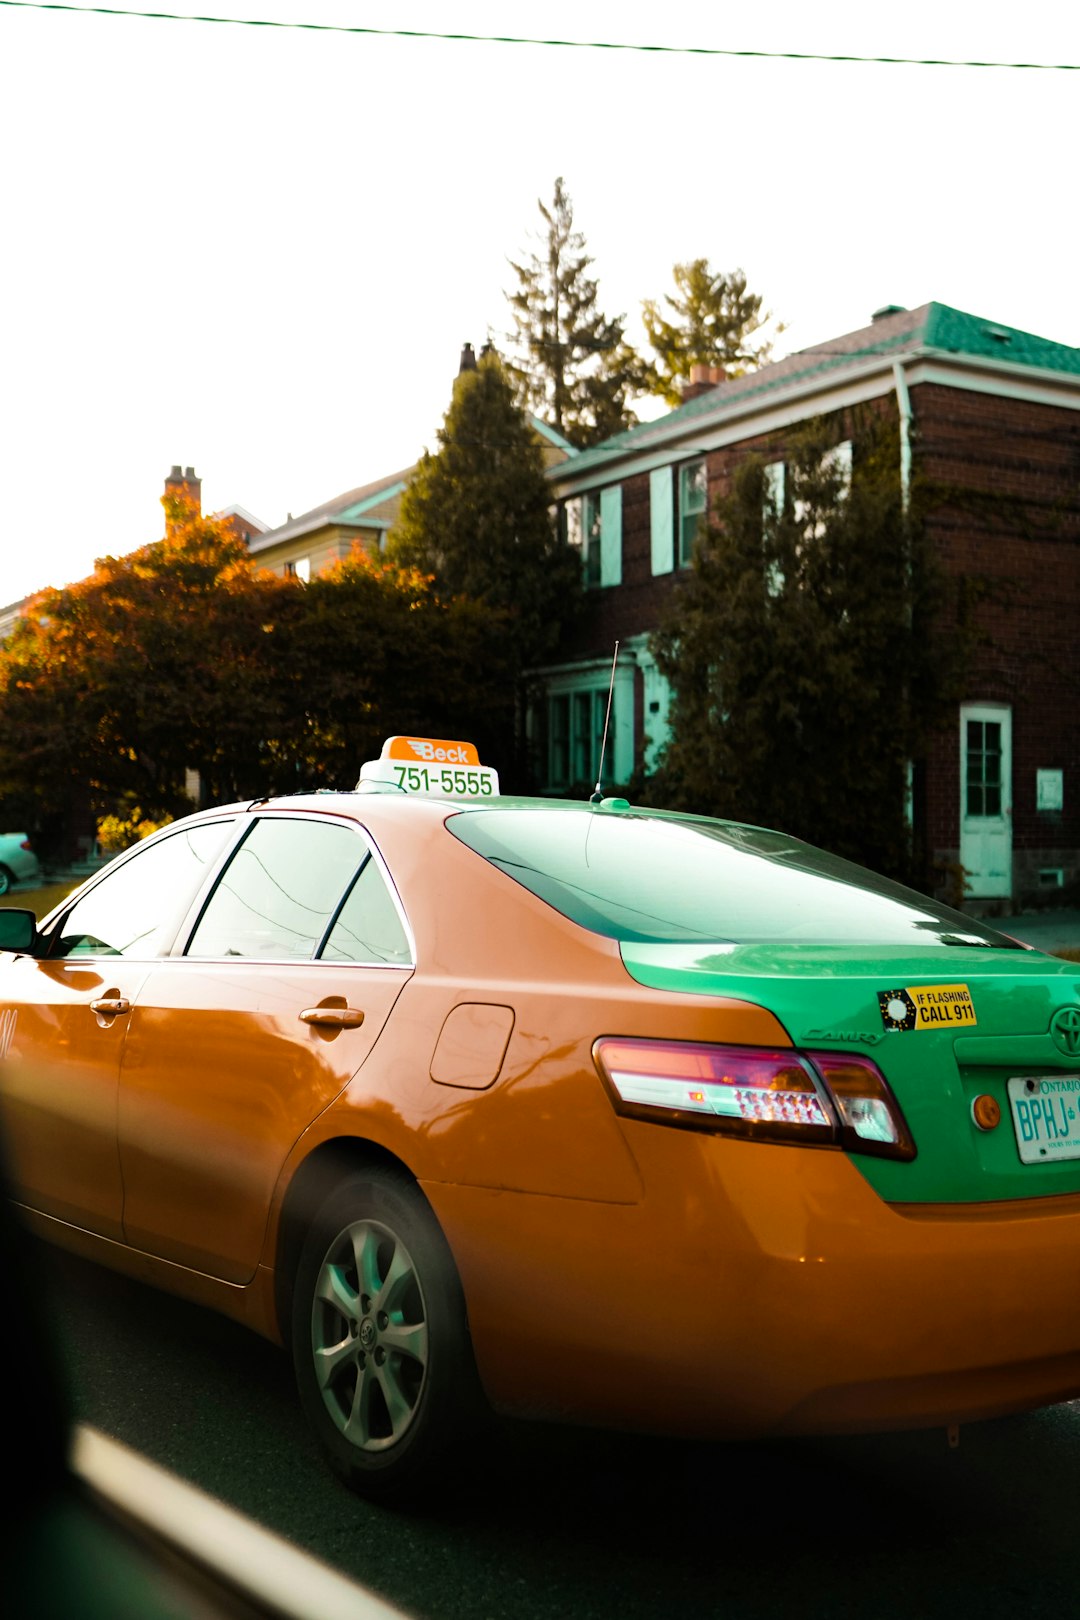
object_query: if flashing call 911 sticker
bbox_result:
[878,984,977,1032]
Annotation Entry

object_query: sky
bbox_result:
[1,0,1078,605]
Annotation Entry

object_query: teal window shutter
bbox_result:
[600,485,622,587]
[650,467,673,575]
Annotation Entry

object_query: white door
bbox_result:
[959,704,1012,899]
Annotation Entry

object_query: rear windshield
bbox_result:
[447,808,1020,949]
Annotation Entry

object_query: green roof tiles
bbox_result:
[555,302,1080,478]
[922,304,1080,374]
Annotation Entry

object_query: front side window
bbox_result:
[53,821,233,959]
[678,460,707,567]
[186,818,366,960]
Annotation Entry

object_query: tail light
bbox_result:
[594,1038,915,1161]
[19,839,32,852]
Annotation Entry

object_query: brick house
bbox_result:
[542,302,1080,910]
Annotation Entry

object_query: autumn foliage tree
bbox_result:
[0,499,287,848]
[0,493,513,858]
[276,546,516,789]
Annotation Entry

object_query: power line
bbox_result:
[1,1,1077,72]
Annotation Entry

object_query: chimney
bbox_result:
[872,304,907,323]
[458,341,477,375]
[681,363,727,403]
[164,464,202,538]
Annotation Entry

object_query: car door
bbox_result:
[0,819,235,1238]
[116,814,413,1284]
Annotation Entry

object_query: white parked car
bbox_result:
[0,832,41,894]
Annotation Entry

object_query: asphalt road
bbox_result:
[34,1238,1080,1620]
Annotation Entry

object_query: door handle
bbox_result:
[90,997,131,1016]
[299,1006,366,1030]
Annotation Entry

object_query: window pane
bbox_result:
[965,719,1003,819]
[187,818,364,960]
[573,692,592,783]
[583,495,602,588]
[595,691,613,784]
[549,695,570,786]
[55,821,233,958]
[678,460,707,567]
[321,860,412,965]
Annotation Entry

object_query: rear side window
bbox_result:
[322,859,411,965]
[447,808,1019,949]
[187,818,364,961]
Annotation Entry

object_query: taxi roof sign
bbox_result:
[357,737,499,799]
[383,736,481,767]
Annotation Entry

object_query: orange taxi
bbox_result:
[3,736,1080,1500]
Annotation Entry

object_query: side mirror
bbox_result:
[0,909,39,954]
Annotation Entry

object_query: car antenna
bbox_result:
[590,641,620,805]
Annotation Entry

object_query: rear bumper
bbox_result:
[424,1135,1080,1437]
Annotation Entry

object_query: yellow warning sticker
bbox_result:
[878,984,976,1032]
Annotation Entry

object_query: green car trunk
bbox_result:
[621,941,1080,1204]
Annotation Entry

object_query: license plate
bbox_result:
[1007,1076,1080,1163]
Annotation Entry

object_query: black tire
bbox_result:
[291,1166,487,1503]
[0,866,12,897]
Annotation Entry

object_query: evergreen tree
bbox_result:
[650,413,961,879]
[388,349,580,668]
[388,350,582,786]
[506,177,645,448]
[642,259,779,407]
